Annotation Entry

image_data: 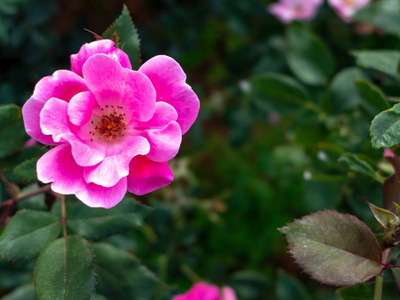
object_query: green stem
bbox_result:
[374,275,383,300]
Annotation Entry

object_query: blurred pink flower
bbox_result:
[328,0,371,22]
[22,40,199,208]
[24,138,37,147]
[173,282,237,300]
[268,0,323,23]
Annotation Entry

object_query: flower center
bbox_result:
[344,0,355,6]
[90,105,126,141]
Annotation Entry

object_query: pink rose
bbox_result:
[22,40,199,208]
[268,0,323,24]
[328,0,371,22]
[173,282,237,300]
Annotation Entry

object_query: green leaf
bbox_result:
[279,210,383,286]
[0,104,21,126]
[0,210,61,261]
[353,0,400,37]
[93,243,166,300]
[365,200,400,230]
[34,236,95,300]
[352,50,400,78]
[382,149,400,211]
[337,281,399,300]
[228,271,270,299]
[2,284,35,300]
[0,145,47,171]
[370,103,400,148]
[250,73,310,113]
[286,27,334,86]
[324,68,366,114]
[103,5,141,69]
[392,256,400,294]
[52,197,151,240]
[338,153,383,183]
[355,80,390,116]
[276,270,311,300]
[0,105,28,158]
[13,158,38,183]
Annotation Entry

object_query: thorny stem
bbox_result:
[60,194,67,299]
[374,275,383,300]
[0,171,20,225]
[60,195,67,241]
[0,171,18,200]
[1,184,51,207]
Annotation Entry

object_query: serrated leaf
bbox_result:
[52,197,151,240]
[352,50,400,78]
[355,80,390,116]
[0,210,61,261]
[103,5,141,69]
[34,236,95,300]
[0,145,47,171]
[324,68,366,114]
[365,200,400,229]
[338,153,383,183]
[370,103,400,149]
[286,27,334,86]
[250,73,310,114]
[2,284,35,300]
[13,158,38,183]
[93,243,167,300]
[280,210,383,286]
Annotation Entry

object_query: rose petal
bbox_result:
[135,102,178,129]
[22,70,88,145]
[82,54,156,121]
[144,121,182,162]
[127,156,173,196]
[76,177,127,209]
[37,143,126,208]
[139,55,200,134]
[83,136,150,187]
[37,144,85,195]
[71,39,132,77]
[67,91,97,126]
[40,98,106,166]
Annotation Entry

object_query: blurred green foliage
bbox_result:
[2,0,400,299]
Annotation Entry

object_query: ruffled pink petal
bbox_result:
[135,102,178,129]
[82,54,156,121]
[22,70,88,145]
[144,121,182,162]
[37,143,126,208]
[40,98,106,166]
[37,144,85,195]
[139,55,200,134]
[71,39,132,77]
[83,136,150,187]
[67,91,97,126]
[75,177,127,209]
[127,156,173,196]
